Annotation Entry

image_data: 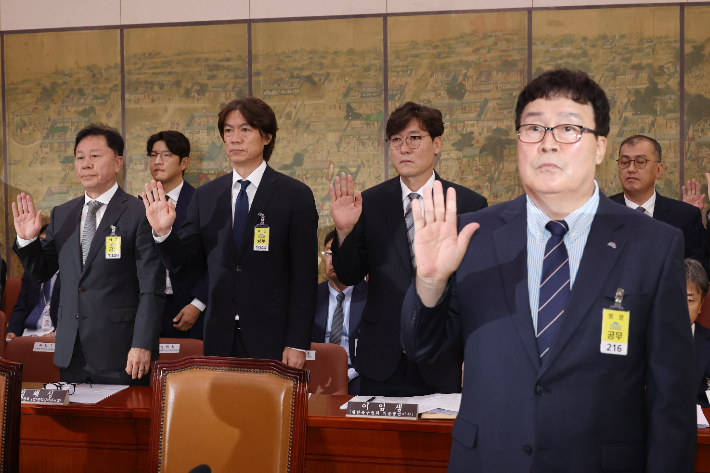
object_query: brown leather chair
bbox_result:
[0,358,22,473]
[4,335,59,383]
[305,342,348,395]
[0,311,7,357]
[157,337,203,362]
[2,277,21,317]
[149,356,308,473]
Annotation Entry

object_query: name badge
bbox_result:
[305,350,316,361]
[33,342,55,352]
[254,212,269,252]
[600,288,629,356]
[106,226,121,259]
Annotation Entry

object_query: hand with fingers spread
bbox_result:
[12,193,43,241]
[328,172,363,243]
[682,178,706,211]
[142,180,176,237]
[413,181,480,307]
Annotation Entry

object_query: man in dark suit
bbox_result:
[609,134,709,275]
[147,131,207,340]
[143,98,317,368]
[329,102,487,396]
[686,258,710,407]
[13,123,165,385]
[402,69,695,472]
[312,229,367,395]
[7,224,61,338]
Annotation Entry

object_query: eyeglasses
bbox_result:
[385,135,430,150]
[616,157,658,169]
[147,151,175,161]
[321,251,333,258]
[516,124,598,144]
[43,381,90,394]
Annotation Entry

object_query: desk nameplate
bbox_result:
[346,401,418,419]
[21,388,69,405]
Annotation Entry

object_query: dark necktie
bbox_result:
[330,292,346,346]
[636,206,646,213]
[404,193,419,270]
[232,180,251,252]
[537,220,570,358]
[81,200,104,266]
[25,279,52,330]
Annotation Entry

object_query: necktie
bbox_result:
[330,292,346,346]
[405,193,419,271]
[82,200,104,266]
[537,220,570,357]
[24,279,52,330]
[636,206,646,213]
[232,180,251,252]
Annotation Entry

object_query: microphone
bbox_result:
[188,466,211,473]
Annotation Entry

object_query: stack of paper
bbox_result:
[69,384,128,404]
[698,404,709,428]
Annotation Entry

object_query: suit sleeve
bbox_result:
[684,207,710,277]
[7,272,34,335]
[13,206,60,284]
[190,275,209,306]
[285,185,318,350]
[645,229,697,472]
[331,211,369,287]
[131,214,167,350]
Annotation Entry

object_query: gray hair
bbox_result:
[685,258,708,299]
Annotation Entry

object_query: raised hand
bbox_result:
[12,193,43,241]
[682,178,705,211]
[142,180,176,237]
[413,181,479,307]
[328,172,363,243]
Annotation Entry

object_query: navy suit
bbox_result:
[609,192,709,276]
[696,323,710,408]
[7,272,61,335]
[402,193,695,472]
[161,181,208,339]
[312,280,367,394]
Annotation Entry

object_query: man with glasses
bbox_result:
[401,69,695,471]
[609,135,709,275]
[146,130,207,340]
[329,101,487,396]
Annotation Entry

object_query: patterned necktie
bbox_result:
[24,279,52,330]
[404,193,419,271]
[232,179,251,252]
[537,220,570,358]
[81,200,104,266]
[636,206,646,213]
[330,292,346,346]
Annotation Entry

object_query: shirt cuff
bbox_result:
[288,347,307,353]
[190,299,206,312]
[16,236,37,248]
[347,367,359,382]
[153,228,172,242]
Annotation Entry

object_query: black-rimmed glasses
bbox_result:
[516,124,598,144]
[43,381,91,394]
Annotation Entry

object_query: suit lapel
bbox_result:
[652,192,668,223]
[174,181,194,231]
[65,198,85,277]
[81,187,128,275]
[493,196,540,370]
[314,284,329,343]
[538,195,626,377]
[239,166,278,259]
[695,325,710,390]
[381,178,412,273]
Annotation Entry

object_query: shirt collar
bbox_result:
[84,182,119,206]
[232,160,267,190]
[623,190,656,214]
[527,180,600,242]
[328,281,354,298]
[400,171,436,202]
[165,180,184,203]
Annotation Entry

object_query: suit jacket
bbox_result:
[14,186,166,370]
[332,174,487,387]
[155,165,318,359]
[7,271,61,335]
[609,191,709,275]
[312,280,367,364]
[165,180,208,338]
[696,323,710,408]
[401,193,695,472]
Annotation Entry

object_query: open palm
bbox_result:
[142,180,176,237]
[12,193,42,241]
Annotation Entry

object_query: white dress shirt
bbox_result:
[324,282,358,382]
[623,191,656,217]
[400,171,436,217]
[22,272,59,337]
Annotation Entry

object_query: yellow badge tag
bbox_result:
[105,236,121,259]
[254,227,269,252]
[600,308,630,355]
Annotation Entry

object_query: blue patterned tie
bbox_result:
[405,193,418,270]
[537,220,570,357]
[24,280,52,330]
[232,179,250,253]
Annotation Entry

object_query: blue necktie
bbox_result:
[25,280,52,330]
[232,179,250,252]
[537,220,570,358]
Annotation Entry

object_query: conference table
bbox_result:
[15,387,710,472]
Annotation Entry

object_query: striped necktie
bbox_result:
[330,292,346,346]
[536,220,570,358]
[81,200,104,266]
[405,193,419,271]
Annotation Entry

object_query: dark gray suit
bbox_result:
[14,186,165,380]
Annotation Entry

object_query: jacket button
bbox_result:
[523,445,532,455]
[235,266,241,272]
[535,385,545,395]
[230,299,236,304]
[78,287,85,292]
[75,315,79,319]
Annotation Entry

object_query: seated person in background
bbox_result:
[609,135,709,276]
[7,224,60,338]
[312,229,367,395]
[687,258,710,407]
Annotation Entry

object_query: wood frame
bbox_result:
[0,358,22,473]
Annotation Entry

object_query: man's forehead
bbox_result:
[392,118,424,136]
[620,140,654,156]
[521,97,593,120]
[76,135,109,150]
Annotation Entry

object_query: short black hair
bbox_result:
[686,258,709,299]
[386,102,444,139]
[147,130,191,175]
[218,98,278,162]
[324,229,338,248]
[619,135,662,162]
[515,69,610,137]
[74,123,124,156]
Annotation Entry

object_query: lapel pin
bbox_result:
[607,242,616,249]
